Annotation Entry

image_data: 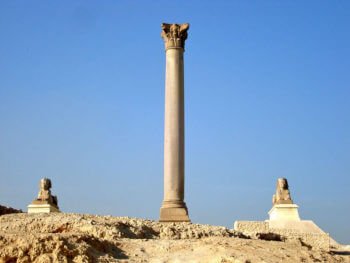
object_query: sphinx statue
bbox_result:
[28,178,60,213]
[272,178,293,205]
[34,178,58,207]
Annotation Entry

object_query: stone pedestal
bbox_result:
[28,203,60,214]
[159,23,190,222]
[160,201,189,222]
[268,204,300,221]
[234,220,331,251]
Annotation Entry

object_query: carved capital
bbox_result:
[161,23,189,50]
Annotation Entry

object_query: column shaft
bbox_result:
[163,48,185,203]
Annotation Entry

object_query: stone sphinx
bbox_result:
[35,178,58,206]
[272,178,293,205]
[234,177,330,251]
[28,178,60,213]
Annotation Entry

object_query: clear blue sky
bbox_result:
[0,1,349,244]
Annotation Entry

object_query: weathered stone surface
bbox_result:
[159,206,190,222]
[270,221,331,251]
[234,221,269,236]
[1,213,348,262]
[161,23,189,50]
[234,220,331,251]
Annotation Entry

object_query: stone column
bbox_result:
[159,23,190,222]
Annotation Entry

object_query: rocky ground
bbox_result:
[0,213,349,263]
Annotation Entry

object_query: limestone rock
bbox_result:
[0,213,348,262]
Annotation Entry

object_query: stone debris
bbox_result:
[0,213,349,263]
[0,213,240,240]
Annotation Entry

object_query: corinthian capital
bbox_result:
[161,23,189,50]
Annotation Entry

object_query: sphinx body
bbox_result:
[272,178,293,205]
[33,178,58,207]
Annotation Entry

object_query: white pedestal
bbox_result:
[27,204,60,214]
[268,204,300,221]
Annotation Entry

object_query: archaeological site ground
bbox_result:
[1,5,349,262]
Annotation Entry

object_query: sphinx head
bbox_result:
[40,178,52,191]
[277,178,289,190]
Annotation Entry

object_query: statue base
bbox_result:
[234,220,331,251]
[159,201,190,222]
[268,204,300,221]
[27,203,60,214]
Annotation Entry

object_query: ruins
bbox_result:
[159,23,190,222]
[234,178,331,250]
[27,178,60,213]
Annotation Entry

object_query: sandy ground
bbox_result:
[0,213,349,263]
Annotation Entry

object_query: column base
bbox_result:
[159,201,190,222]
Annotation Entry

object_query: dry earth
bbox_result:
[0,213,349,263]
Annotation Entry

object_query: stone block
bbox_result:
[234,219,330,251]
[27,204,60,214]
[234,221,269,235]
[159,207,190,222]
